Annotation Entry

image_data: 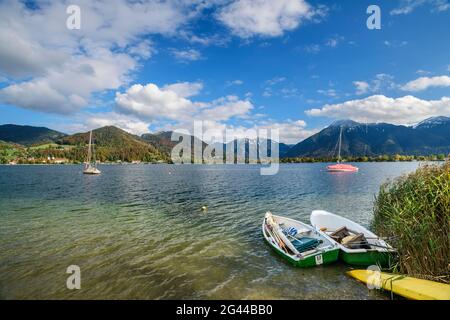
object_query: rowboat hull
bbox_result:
[347,270,450,300]
[310,210,395,267]
[262,213,339,268]
[263,234,339,268]
[326,164,359,172]
[83,164,101,175]
[83,169,101,174]
[340,250,393,266]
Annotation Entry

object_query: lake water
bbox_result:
[0,162,420,299]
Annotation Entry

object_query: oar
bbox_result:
[343,241,395,250]
[265,223,290,254]
[319,227,392,240]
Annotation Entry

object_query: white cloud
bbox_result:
[217,0,316,38]
[115,83,197,121]
[305,35,344,54]
[256,119,317,144]
[54,112,150,136]
[128,40,156,59]
[352,74,397,96]
[304,44,321,54]
[112,81,314,144]
[416,69,431,75]
[1,49,135,113]
[401,75,450,91]
[171,49,202,62]
[0,0,199,114]
[317,89,338,98]
[226,79,244,86]
[391,0,450,15]
[199,96,253,121]
[186,119,315,144]
[163,82,203,98]
[265,76,287,86]
[84,112,150,135]
[325,35,344,48]
[306,95,450,125]
[384,40,408,47]
[353,81,369,95]
[115,82,253,123]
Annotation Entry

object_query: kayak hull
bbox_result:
[347,270,450,300]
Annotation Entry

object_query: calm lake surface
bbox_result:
[0,162,420,299]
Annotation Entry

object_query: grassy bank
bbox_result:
[372,161,449,283]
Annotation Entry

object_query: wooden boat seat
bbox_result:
[329,226,350,243]
[342,233,370,249]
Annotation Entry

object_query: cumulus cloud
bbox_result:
[217,0,317,38]
[84,112,150,135]
[256,119,318,144]
[401,75,450,91]
[1,49,135,113]
[199,96,253,121]
[163,82,203,98]
[54,112,150,136]
[306,95,450,125]
[115,82,253,123]
[0,0,198,113]
[115,83,197,121]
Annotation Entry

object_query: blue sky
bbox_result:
[0,0,450,143]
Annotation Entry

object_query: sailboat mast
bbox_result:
[87,130,92,164]
[337,126,342,163]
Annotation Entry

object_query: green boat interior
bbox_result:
[279,223,322,252]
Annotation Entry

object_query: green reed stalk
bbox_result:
[372,161,450,283]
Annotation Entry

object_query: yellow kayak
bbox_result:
[347,270,450,300]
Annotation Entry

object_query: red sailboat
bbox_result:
[327,126,359,172]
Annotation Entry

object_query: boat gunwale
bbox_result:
[311,210,395,254]
[262,214,338,261]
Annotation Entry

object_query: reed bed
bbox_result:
[372,161,450,283]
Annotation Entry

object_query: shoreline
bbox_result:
[0,160,444,166]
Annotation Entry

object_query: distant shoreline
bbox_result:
[0,160,445,166]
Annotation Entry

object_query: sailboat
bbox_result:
[83,130,101,175]
[326,126,359,172]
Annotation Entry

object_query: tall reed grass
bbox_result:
[372,161,449,283]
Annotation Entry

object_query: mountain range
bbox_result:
[0,116,449,162]
[285,117,450,158]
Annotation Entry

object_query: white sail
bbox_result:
[83,130,101,174]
